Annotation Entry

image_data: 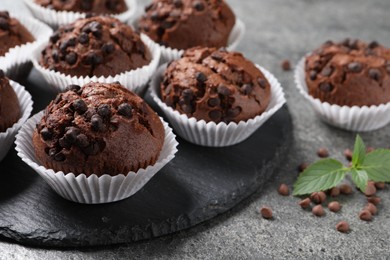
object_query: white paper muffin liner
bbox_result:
[0,14,53,79]
[150,64,286,147]
[32,34,161,94]
[23,0,137,28]
[0,80,33,161]
[15,111,178,204]
[294,57,390,131]
[141,18,246,64]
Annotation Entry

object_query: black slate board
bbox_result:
[0,69,292,247]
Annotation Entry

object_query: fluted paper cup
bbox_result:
[0,80,33,161]
[150,64,286,147]
[294,57,390,131]
[23,0,137,28]
[15,111,178,204]
[141,18,246,64]
[0,14,53,80]
[32,34,161,94]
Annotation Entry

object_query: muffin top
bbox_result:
[40,16,151,77]
[0,70,20,132]
[305,39,390,107]
[33,82,165,176]
[0,11,35,56]
[138,0,235,50]
[34,0,127,14]
[160,47,271,123]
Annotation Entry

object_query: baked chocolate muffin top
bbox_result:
[34,0,127,14]
[33,82,165,176]
[0,70,20,132]
[138,0,235,50]
[160,47,271,123]
[40,16,151,77]
[305,39,390,107]
[0,11,35,56]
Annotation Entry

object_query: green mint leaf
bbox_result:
[352,135,366,167]
[293,159,348,196]
[360,149,390,182]
[350,169,368,192]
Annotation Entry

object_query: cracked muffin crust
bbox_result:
[138,0,235,50]
[160,47,271,123]
[0,11,35,56]
[33,82,165,176]
[34,0,127,14]
[305,39,390,107]
[40,16,151,78]
[0,70,20,132]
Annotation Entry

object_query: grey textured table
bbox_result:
[1,0,390,259]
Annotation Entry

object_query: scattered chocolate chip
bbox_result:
[364,181,377,196]
[208,98,220,107]
[329,187,340,197]
[97,104,112,118]
[310,191,327,204]
[340,184,353,195]
[328,201,342,212]
[182,89,194,101]
[368,68,381,81]
[195,72,207,83]
[319,82,333,92]
[0,17,9,31]
[59,136,71,148]
[299,198,311,209]
[241,84,253,95]
[365,202,378,215]
[84,21,103,38]
[78,33,89,44]
[309,70,317,81]
[281,59,291,71]
[359,209,372,221]
[343,149,352,161]
[193,1,205,11]
[118,103,133,118]
[257,78,267,89]
[217,85,231,96]
[298,162,309,172]
[50,32,60,43]
[52,50,59,62]
[91,114,104,131]
[59,38,76,52]
[72,99,88,114]
[64,127,79,143]
[368,41,379,49]
[54,152,66,162]
[348,62,362,72]
[367,196,381,205]
[209,110,222,121]
[317,147,329,158]
[181,104,192,113]
[336,221,349,233]
[374,182,385,189]
[260,207,273,219]
[102,43,115,54]
[76,134,89,148]
[278,184,289,196]
[312,205,325,217]
[84,52,103,65]
[65,52,78,65]
[83,141,100,155]
[40,127,52,141]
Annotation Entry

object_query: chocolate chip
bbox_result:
[54,152,65,162]
[40,127,52,141]
[83,141,100,155]
[81,0,93,11]
[319,82,333,92]
[298,162,309,172]
[0,17,9,31]
[182,89,194,101]
[76,134,89,148]
[375,182,385,189]
[368,68,381,81]
[299,198,311,209]
[91,114,104,132]
[310,191,327,204]
[340,184,353,195]
[348,62,362,72]
[364,181,376,196]
[66,84,81,92]
[317,147,329,158]
[97,104,111,118]
[65,52,78,65]
[156,27,165,38]
[173,0,183,8]
[227,107,241,118]
[367,196,381,205]
[336,221,349,233]
[72,99,88,114]
[241,84,252,95]
[64,127,79,143]
[359,209,372,221]
[102,43,115,54]
[211,52,223,61]
[193,1,205,11]
[52,50,59,62]
[321,66,333,77]
[368,41,379,49]
[312,205,325,217]
[309,70,317,81]
[0,69,4,78]
[118,103,133,118]
[278,184,289,196]
[257,78,267,89]
[217,85,231,96]
[50,32,60,43]
[83,21,102,38]
[59,136,71,148]
[78,33,89,44]
[365,202,378,215]
[344,148,352,161]
[209,110,222,121]
[260,207,273,219]
[281,59,291,71]
[195,72,207,83]
[329,187,340,197]
[84,52,103,65]
[328,201,342,212]
[208,98,220,107]
[181,104,192,113]
[59,38,76,52]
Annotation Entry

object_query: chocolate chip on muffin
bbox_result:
[34,0,127,14]
[160,47,271,123]
[40,16,151,77]
[138,0,235,50]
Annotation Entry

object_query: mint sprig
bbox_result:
[293,135,390,196]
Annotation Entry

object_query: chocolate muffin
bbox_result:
[32,82,165,176]
[0,11,35,56]
[305,39,390,107]
[34,0,127,14]
[160,47,271,123]
[138,0,235,50]
[40,16,151,77]
[0,70,20,132]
